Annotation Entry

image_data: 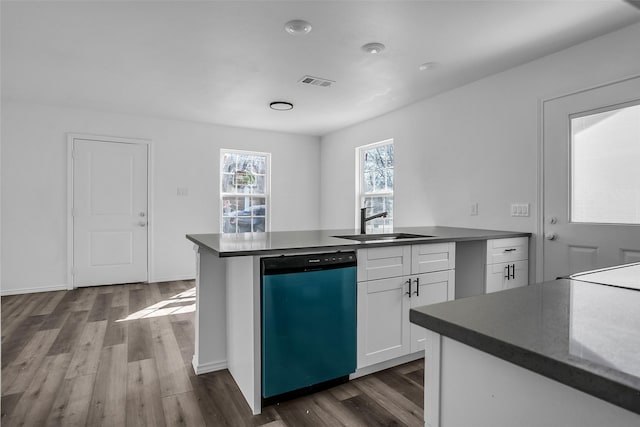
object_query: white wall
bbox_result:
[320,22,640,280]
[1,102,320,294]
[4,22,640,295]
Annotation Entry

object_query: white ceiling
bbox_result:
[2,1,640,136]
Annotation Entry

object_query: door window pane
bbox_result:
[571,103,640,224]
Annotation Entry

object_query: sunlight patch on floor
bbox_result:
[117,288,195,322]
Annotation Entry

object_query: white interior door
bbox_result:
[543,77,640,280]
[73,138,148,286]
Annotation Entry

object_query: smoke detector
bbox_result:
[361,42,385,54]
[284,19,312,35]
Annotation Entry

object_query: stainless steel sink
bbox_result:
[333,233,433,242]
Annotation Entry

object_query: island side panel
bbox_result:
[438,337,640,427]
[226,255,262,415]
[192,245,227,373]
[424,329,442,427]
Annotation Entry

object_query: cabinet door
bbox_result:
[357,277,411,368]
[485,260,529,293]
[485,263,507,294]
[411,242,455,274]
[505,260,528,290]
[410,270,455,353]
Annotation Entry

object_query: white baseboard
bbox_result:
[0,276,196,296]
[192,355,227,375]
[1,283,69,296]
[350,351,424,379]
[151,274,195,284]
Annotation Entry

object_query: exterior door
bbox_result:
[73,138,148,286]
[543,76,640,280]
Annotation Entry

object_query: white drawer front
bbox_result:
[357,246,411,281]
[486,237,528,264]
[411,242,455,274]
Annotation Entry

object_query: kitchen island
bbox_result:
[186,226,530,414]
[410,263,640,427]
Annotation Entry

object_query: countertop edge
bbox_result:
[409,307,640,415]
[186,229,532,257]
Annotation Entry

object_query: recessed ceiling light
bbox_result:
[362,42,385,54]
[284,19,312,35]
[270,101,294,111]
[419,62,440,71]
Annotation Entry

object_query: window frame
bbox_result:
[356,139,394,232]
[219,148,271,234]
[569,99,640,225]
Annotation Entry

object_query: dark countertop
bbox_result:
[186,226,531,257]
[410,263,640,415]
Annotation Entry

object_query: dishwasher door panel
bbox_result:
[261,266,357,398]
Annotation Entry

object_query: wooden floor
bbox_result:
[1,281,424,426]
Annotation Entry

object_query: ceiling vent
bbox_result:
[299,75,334,87]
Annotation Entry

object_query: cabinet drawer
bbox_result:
[411,242,455,274]
[357,246,411,281]
[485,260,528,293]
[486,237,528,265]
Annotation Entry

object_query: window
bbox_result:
[570,102,640,224]
[220,149,270,233]
[358,140,394,232]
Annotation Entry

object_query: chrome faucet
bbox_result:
[360,207,388,234]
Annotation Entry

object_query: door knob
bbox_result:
[548,216,557,224]
[138,221,147,227]
[545,232,557,241]
[139,212,146,217]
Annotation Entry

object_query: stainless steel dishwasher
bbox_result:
[261,251,357,405]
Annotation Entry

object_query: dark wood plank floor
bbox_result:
[2,281,424,426]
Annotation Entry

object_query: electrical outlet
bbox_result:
[470,202,478,216]
[511,203,529,217]
[177,187,189,196]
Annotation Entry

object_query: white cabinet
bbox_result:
[357,245,411,281]
[485,238,529,294]
[486,237,528,265]
[357,243,455,368]
[409,270,455,353]
[357,276,411,366]
[412,242,456,274]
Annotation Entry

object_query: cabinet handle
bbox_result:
[511,264,516,280]
[413,277,420,297]
[504,248,516,252]
[405,279,412,298]
[504,265,510,280]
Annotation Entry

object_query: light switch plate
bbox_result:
[470,202,478,216]
[511,203,529,217]
[177,187,189,196]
